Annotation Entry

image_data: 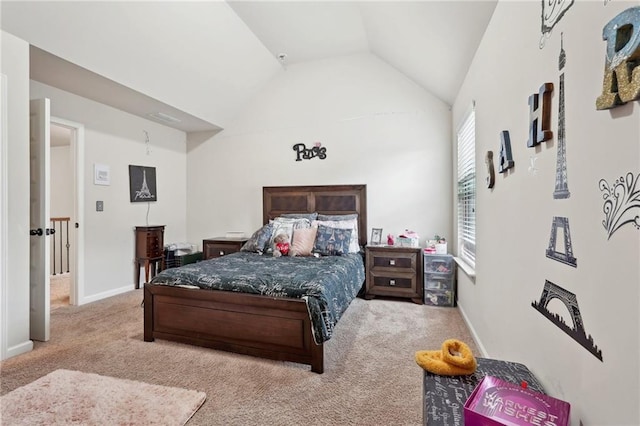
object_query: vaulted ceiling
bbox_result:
[1,1,497,133]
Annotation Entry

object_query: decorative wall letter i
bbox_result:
[596,6,640,110]
[527,83,554,148]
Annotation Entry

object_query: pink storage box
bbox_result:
[464,375,570,426]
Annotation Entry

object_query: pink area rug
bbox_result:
[0,369,206,425]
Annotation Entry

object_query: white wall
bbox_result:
[1,30,33,359]
[50,144,73,275]
[50,145,73,218]
[186,53,453,248]
[453,2,639,424]
[30,81,189,302]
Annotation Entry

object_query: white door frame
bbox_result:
[50,116,84,306]
[1,73,8,358]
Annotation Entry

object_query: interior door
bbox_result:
[29,98,51,342]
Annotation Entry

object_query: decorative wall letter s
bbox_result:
[527,83,554,148]
[293,142,327,161]
[596,7,640,110]
[485,151,495,189]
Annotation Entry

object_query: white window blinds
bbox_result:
[457,107,476,266]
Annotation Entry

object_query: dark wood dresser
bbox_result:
[203,236,249,260]
[365,245,423,304]
[134,225,165,288]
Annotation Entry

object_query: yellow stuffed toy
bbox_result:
[415,339,477,376]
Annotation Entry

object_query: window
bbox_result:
[457,106,476,267]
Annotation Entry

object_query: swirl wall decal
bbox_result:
[599,172,640,239]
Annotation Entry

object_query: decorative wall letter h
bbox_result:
[527,83,554,148]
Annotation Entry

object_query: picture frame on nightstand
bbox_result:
[370,228,383,245]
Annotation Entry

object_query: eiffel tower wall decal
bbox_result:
[532,280,603,361]
[128,165,158,203]
[546,216,577,267]
[554,33,570,199]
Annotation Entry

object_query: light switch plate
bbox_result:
[96,201,104,212]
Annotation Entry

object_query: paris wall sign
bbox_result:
[128,165,157,202]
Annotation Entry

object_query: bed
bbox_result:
[143,184,367,373]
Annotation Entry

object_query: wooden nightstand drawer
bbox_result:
[365,245,423,304]
[369,273,415,289]
[371,253,415,271]
[203,237,249,260]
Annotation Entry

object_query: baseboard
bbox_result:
[6,340,34,359]
[457,302,489,358]
[79,284,135,305]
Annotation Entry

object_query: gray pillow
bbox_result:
[279,212,318,222]
[316,213,358,221]
[241,223,274,253]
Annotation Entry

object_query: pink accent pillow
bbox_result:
[290,227,318,257]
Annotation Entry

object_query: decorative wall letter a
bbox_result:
[527,83,554,148]
[498,131,514,173]
[596,7,640,110]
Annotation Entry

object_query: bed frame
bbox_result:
[144,184,367,373]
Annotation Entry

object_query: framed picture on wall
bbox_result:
[128,165,157,202]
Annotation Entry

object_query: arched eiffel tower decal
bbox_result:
[532,280,603,361]
[546,216,577,267]
[554,33,571,199]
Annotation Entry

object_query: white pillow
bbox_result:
[312,219,359,253]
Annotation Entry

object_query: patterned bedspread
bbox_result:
[149,252,365,344]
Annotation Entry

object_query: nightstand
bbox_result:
[203,237,249,260]
[365,245,423,304]
[134,225,165,288]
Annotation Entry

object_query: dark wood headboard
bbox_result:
[263,184,367,246]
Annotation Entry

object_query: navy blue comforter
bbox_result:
[149,252,365,344]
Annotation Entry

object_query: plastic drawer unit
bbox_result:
[423,253,456,306]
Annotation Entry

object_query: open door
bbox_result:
[29,98,51,342]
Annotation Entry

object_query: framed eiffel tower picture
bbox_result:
[128,165,157,202]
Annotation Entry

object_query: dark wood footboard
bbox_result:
[144,284,324,373]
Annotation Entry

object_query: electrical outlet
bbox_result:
[96,201,104,212]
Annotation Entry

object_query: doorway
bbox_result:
[49,123,72,309]
[49,117,84,308]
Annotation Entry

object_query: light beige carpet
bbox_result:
[1,290,479,425]
[50,274,70,310]
[0,369,206,426]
